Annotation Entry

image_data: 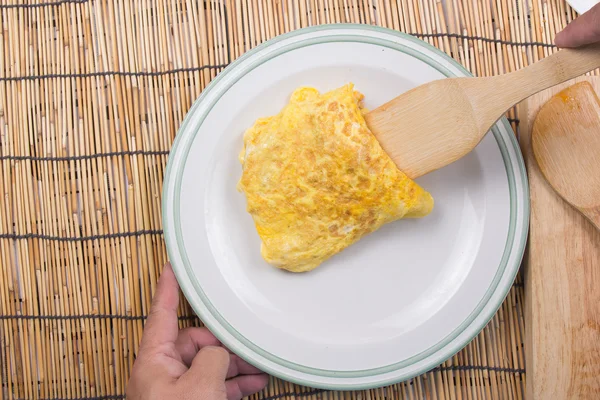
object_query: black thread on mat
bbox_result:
[432,365,525,374]
[0,150,170,162]
[0,64,229,82]
[262,389,326,400]
[15,396,124,400]
[0,0,89,9]
[0,314,198,321]
[409,32,556,48]
[0,229,163,241]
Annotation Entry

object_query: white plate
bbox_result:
[163,25,529,390]
[566,0,598,13]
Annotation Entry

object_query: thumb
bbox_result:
[139,263,181,351]
[555,3,600,47]
[181,346,231,387]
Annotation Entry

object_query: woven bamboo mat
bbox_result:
[0,0,582,399]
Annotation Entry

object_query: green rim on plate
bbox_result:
[162,24,530,390]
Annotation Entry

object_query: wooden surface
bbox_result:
[532,82,600,229]
[522,77,600,400]
[368,42,600,178]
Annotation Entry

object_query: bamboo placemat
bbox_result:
[0,0,581,399]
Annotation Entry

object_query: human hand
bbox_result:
[126,263,269,400]
[555,3,600,47]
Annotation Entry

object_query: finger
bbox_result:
[225,354,264,379]
[225,374,269,400]
[139,263,181,351]
[184,346,231,386]
[174,327,221,366]
[555,3,600,47]
[173,328,262,377]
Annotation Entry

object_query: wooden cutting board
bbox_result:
[521,76,600,399]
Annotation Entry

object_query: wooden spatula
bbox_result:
[531,81,600,230]
[364,43,600,179]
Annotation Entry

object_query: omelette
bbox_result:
[238,84,434,272]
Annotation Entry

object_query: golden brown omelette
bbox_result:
[238,84,434,272]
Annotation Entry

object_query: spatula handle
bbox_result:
[503,42,600,105]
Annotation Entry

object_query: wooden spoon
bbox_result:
[364,42,600,179]
[531,81,600,230]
